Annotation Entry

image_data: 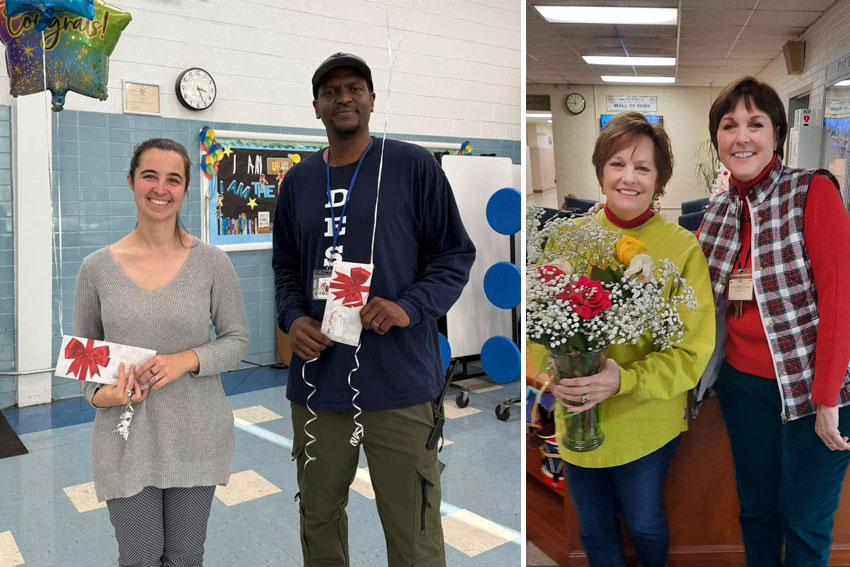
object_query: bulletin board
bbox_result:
[200,131,326,251]
[200,129,462,251]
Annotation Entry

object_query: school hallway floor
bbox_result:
[0,367,521,566]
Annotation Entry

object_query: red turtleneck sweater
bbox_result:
[604,203,654,228]
[723,155,850,407]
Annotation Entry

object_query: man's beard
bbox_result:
[332,120,362,138]
[330,112,364,138]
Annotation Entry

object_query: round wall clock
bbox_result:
[176,68,216,111]
[565,92,586,115]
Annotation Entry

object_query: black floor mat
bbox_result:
[0,409,27,459]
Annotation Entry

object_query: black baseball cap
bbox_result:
[312,52,373,99]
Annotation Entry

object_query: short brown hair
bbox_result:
[591,111,674,196]
[709,76,787,159]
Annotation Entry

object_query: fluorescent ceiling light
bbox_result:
[535,6,677,25]
[584,56,675,66]
[527,112,552,118]
[601,75,675,84]
[835,79,850,86]
[547,119,553,123]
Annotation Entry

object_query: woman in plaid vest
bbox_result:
[698,77,850,566]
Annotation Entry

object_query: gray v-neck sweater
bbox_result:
[74,239,249,501]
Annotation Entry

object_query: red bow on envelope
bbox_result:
[65,338,110,381]
[329,267,371,308]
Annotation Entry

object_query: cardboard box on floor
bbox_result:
[276,329,292,366]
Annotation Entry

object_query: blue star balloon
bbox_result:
[0,0,131,110]
[5,1,94,31]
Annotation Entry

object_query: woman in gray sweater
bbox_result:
[74,138,249,566]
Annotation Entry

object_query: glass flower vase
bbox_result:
[549,348,606,452]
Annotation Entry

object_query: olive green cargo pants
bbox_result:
[291,401,446,567]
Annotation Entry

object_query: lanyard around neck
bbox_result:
[325,138,373,255]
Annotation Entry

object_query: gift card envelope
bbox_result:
[55,336,156,385]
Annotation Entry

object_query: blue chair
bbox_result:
[681,197,709,215]
[538,207,572,229]
[678,210,705,232]
[563,196,598,215]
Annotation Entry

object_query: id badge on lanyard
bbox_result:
[728,269,753,301]
[313,269,332,300]
[730,240,753,319]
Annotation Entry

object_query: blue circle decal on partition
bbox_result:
[483,262,521,309]
[481,335,520,384]
[486,187,521,235]
[438,332,451,373]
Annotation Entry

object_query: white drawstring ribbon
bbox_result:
[301,357,319,471]
[116,403,134,440]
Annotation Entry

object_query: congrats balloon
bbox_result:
[5,0,95,30]
[0,0,131,110]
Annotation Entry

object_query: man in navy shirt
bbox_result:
[273,52,475,566]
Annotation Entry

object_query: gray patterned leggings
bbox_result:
[106,485,216,567]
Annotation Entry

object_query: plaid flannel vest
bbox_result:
[699,157,850,421]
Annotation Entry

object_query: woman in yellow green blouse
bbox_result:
[548,112,715,566]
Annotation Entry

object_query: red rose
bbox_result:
[537,265,566,282]
[556,276,612,320]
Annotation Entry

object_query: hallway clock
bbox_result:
[565,92,586,115]
[176,68,217,111]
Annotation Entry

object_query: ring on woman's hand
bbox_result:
[125,389,134,396]
[580,393,588,405]
[371,320,381,329]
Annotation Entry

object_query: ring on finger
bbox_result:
[370,320,381,330]
[125,389,134,396]
[580,393,588,405]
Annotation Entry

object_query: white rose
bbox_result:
[625,253,654,282]
[548,258,574,275]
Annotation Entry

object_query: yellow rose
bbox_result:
[615,236,646,265]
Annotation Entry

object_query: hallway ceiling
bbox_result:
[527,0,837,87]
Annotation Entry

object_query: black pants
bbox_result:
[106,485,216,567]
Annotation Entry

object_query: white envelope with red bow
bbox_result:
[55,336,156,385]
[321,261,374,347]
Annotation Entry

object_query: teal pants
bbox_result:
[291,401,446,567]
[716,360,850,567]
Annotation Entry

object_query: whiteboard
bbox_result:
[442,156,515,357]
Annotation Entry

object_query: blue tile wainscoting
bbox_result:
[0,105,14,409]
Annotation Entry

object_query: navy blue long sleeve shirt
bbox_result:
[273,137,476,411]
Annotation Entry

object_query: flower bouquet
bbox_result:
[526,206,696,452]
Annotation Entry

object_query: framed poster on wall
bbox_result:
[200,131,326,251]
[200,130,463,251]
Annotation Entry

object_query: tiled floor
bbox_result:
[527,540,559,566]
[0,369,521,566]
